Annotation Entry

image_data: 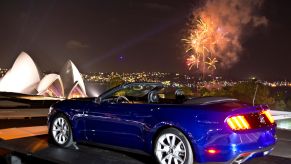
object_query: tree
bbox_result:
[108,76,124,89]
[252,84,275,105]
[180,86,194,97]
[200,86,231,97]
[273,100,287,111]
[274,91,286,101]
[286,99,291,111]
[199,87,209,96]
[228,81,274,106]
[199,81,275,106]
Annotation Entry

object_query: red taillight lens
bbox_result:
[227,115,250,130]
[261,110,275,124]
[206,148,220,155]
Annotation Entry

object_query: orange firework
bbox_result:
[183,16,226,72]
[186,55,200,70]
[182,18,211,55]
[183,0,266,75]
[205,57,218,70]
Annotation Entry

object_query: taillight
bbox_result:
[227,115,250,130]
[206,148,220,155]
[261,110,275,124]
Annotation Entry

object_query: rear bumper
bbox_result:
[226,144,275,164]
[193,126,277,163]
[203,144,275,164]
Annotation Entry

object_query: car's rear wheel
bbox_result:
[50,114,73,147]
[154,128,194,164]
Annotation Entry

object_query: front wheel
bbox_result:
[154,128,194,164]
[50,114,73,147]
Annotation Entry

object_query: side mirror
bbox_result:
[95,97,102,104]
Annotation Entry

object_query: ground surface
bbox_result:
[0,127,290,163]
[0,107,290,163]
[0,133,290,164]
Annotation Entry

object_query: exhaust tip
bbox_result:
[233,152,253,164]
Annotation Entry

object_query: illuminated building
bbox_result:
[68,82,87,99]
[0,52,86,99]
[37,74,64,98]
[0,52,40,94]
[60,60,86,98]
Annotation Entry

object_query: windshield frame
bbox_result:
[98,82,164,100]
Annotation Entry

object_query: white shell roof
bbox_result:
[60,60,86,96]
[0,52,40,94]
[0,52,86,98]
[37,74,64,97]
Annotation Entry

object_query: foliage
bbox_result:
[273,91,286,101]
[200,86,231,97]
[231,82,274,105]
[273,100,287,111]
[286,99,291,111]
[108,76,124,89]
[180,86,195,97]
[200,81,275,106]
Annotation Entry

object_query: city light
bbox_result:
[1,68,290,90]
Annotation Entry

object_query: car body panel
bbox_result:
[48,83,276,163]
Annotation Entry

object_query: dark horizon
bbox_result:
[0,0,290,81]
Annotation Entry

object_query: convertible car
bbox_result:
[48,82,276,164]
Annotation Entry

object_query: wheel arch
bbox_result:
[150,124,197,161]
[48,111,75,140]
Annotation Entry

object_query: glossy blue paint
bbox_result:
[48,84,276,163]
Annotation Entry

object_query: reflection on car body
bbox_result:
[48,82,276,164]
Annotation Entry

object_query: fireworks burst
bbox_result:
[183,0,267,76]
[205,57,218,70]
[183,17,226,73]
[182,19,212,55]
[186,55,200,70]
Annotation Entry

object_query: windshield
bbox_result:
[113,84,157,98]
[98,85,122,98]
[99,83,163,99]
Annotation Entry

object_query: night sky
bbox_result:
[0,0,290,80]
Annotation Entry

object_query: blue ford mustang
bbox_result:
[48,82,277,164]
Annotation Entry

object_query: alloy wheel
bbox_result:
[155,133,186,164]
[52,117,70,145]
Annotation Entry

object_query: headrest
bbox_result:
[148,91,159,103]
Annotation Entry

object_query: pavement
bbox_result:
[246,155,291,164]
[0,108,48,119]
[0,108,290,163]
[0,126,47,140]
[0,117,47,129]
[0,127,289,164]
[0,135,155,164]
[269,129,291,159]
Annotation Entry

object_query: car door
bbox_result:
[85,102,155,150]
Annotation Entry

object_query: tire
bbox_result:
[154,128,194,164]
[49,113,73,148]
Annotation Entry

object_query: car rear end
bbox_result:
[188,100,277,163]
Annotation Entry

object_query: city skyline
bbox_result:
[0,0,290,80]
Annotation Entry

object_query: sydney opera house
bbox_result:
[0,52,87,99]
